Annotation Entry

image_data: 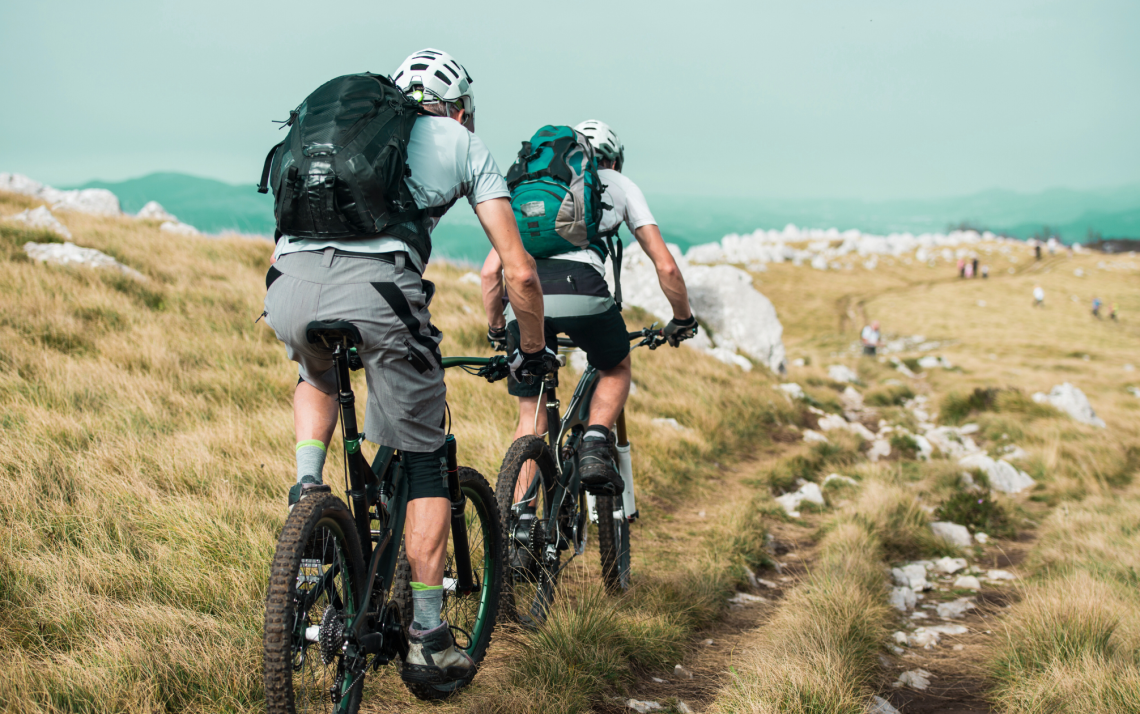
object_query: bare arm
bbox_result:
[474,197,544,353]
[633,224,692,320]
[480,248,506,330]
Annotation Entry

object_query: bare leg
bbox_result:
[404,497,450,586]
[294,380,338,446]
[588,356,632,429]
[513,394,548,504]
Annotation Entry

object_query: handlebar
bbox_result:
[441,355,510,383]
[555,327,667,351]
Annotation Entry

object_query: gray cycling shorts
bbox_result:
[264,249,446,453]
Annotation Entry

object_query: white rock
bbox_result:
[728,592,767,605]
[626,699,664,713]
[909,611,929,620]
[936,598,976,618]
[892,631,909,645]
[567,348,588,372]
[674,664,694,679]
[889,586,916,612]
[841,386,864,411]
[775,482,825,516]
[927,623,969,636]
[676,702,694,714]
[925,426,982,459]
[931,522,973,548]
[974,533,989,545]
[777,382,805,400]
[159,220,201,236]
[458,271,481,285]
[958,453,1036,494]
[823,473,858,487]
[986,569,1017,581]
[1127,387,1140,398]
[891,564,930,591]
[868,439,891,462]
[953,575,981,590]
[907,629,941,649]
[959,424,980,435]
[867,695,901,714]
[608,242,786,373]
[932,557,968,575]
[1032,383,1106,428]
[894,669,932,690]
[135,200,176,222]
[23,241,145,280]
[651,417,690,433]
[792,357,805,367]
[803,429,829,443]
[828,364,860,383]
[0,173,121,216]
[6,206,71,239]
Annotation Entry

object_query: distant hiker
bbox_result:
[972,257,979,277]
[1035,243,1042,261]
[957,257,965,278]
[483,118,696,498]
[1092,297,1102,318]
[1033,285,1045,307]
[861,320,882,356]
[964,262,974,279]
[981,265,989,279]
[259,48,554,687]
[1110,303,1118,321]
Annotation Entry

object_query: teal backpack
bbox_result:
[505,125,615,260]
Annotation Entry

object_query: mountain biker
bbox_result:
[481,119,697,498]
[263,48,554,688]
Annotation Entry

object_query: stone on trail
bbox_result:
[958,453,1035,494]
[868,439,891,462]
[828,364,859,383]
[953,575,982,590]
[135,200,177,222]
[823,473,859,487]
[802,429,829,443]
[926,623,969,636]
[775,482,825,517]
[626,699,664,713]
[894,669,932,690]
[867,695,901,714]
[907,628,941,649]
[892,564,930,591]
[986,569,1017,581]
[889,586,916,612]
[6,206,72,239]
[24,241,146,280]
[892,631,909,645]
[931,521,972,548]
[936,598,976,619]
[1032,383,1106,428]
[841,385,864,410]
[974,532,990,545]
[676,702,694,714]
[932,556,968,575]
[674,664,694,679]
[728,592,767,605]
[777,382,806,400]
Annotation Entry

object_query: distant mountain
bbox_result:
[67,172,1140,262]
[71,173,275,236]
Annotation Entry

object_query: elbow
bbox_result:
[658,262,681,281]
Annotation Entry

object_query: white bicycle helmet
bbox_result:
[392,48,475,117]
[574,119,624,171]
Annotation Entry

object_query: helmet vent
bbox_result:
[434,70,452,86]
[410,63,429,71]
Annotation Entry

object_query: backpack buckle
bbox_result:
[303,144,338,158]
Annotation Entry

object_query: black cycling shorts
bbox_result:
[506,305,630,397]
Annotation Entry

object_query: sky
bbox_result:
[2,0,1138,201]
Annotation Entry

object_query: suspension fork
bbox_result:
[445,435,477,594]
[615,410,629,447]
[332,344,373,562]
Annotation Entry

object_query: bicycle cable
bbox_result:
[533,378,546,437]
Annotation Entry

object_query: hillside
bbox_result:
[1,189,1138,713]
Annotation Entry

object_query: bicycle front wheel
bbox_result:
[264,493,367,714]
[596,494,631,593]
[392,467,504,700]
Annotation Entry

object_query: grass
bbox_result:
[0,191,787,712]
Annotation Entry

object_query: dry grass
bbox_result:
[0,192,787,712]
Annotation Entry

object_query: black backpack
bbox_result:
[257,73,449,263]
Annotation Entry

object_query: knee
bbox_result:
[602,356,632,378]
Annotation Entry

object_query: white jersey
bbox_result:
[861,326,880,344]
[274,116,509,273]
[546,168,657,273]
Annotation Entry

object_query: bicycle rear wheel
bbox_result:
[495,435,560,625]
[392,467,503,700]
[265,494,367,714]
[596,494,631,593]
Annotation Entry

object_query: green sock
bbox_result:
[296,440,326,485]
[411,581,444,630]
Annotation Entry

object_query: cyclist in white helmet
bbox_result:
[266,48,552,687]
[481,119,696,494]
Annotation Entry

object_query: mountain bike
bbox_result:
[263,320,510,713]
[496,327,666,624]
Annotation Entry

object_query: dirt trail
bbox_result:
[600,457,818,713]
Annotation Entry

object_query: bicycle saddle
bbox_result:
[305,320,363,348]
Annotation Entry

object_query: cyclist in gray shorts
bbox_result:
[481,120,697,495]
[263,48,554,687]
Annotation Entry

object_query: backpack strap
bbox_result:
[258,141,284,194]
[600,228,623,311]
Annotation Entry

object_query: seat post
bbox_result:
[332,343,360,447]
